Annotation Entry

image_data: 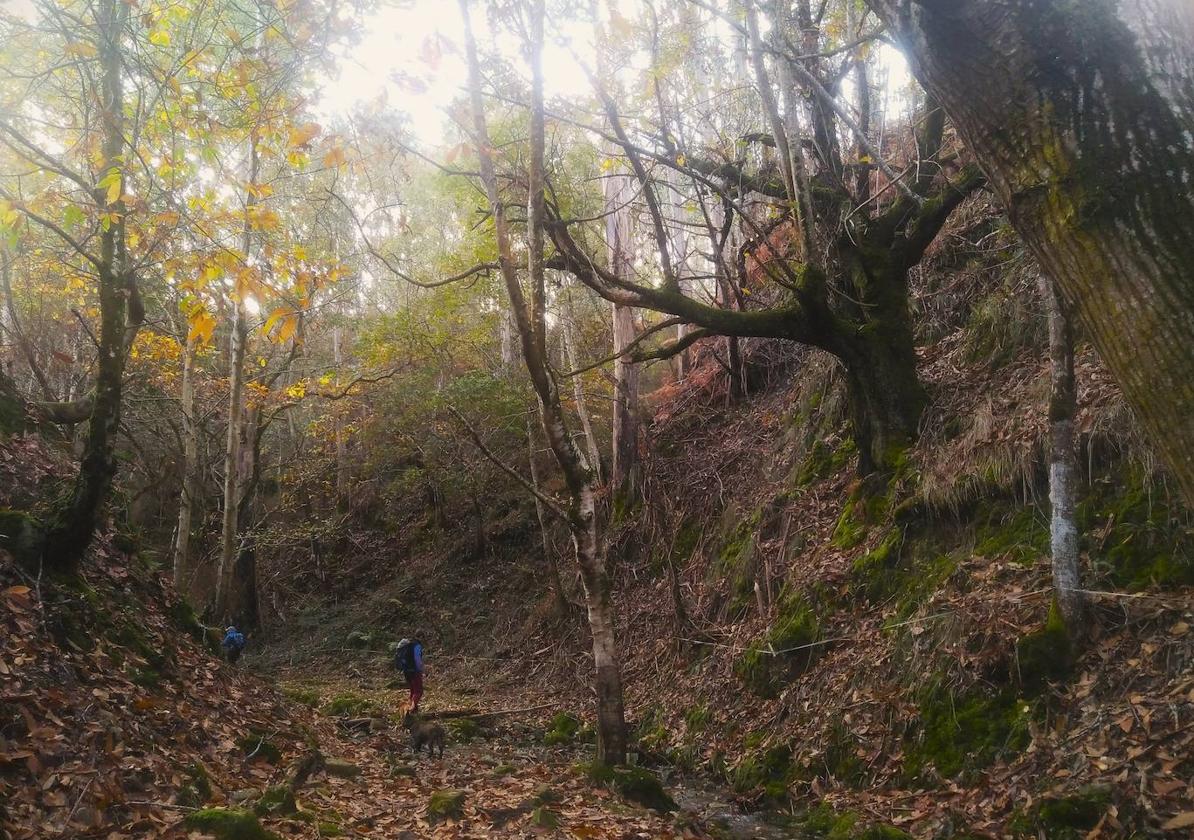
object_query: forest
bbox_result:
[1,0,1192,837]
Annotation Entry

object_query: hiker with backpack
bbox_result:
[393,636,424,713]
[222,626,246,664]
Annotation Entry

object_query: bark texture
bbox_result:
[1040,274,1085,634]
[868,0,1194,502]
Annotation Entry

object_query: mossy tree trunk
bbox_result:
[462,0,627,764]
[42,0,141,572]
[1040,275,1085,635]
[867,0,1194,504]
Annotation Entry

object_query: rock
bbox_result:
[324,758,362,778]
[229,789,257,804]
[183,807,278,840]
[426,789,466,822]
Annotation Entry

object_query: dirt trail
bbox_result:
[246,672,697,839]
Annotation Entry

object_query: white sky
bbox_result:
[316,0,595,149]
[315,0,913,150]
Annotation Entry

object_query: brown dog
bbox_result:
[403,711,445,758]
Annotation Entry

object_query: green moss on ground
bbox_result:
[728,744,795,807]
[282,685,321,707]
[795,438,857,486]
[735,592,821,698]
[544,711,592,746]
[426,789,466,822]
[253,785,297,817]
[183,808,278,840]
[448,717,484,742]
[1015,603,1074,693]
[322,692,374,717]
[683,704,711,732]
[1008,786,1111,838]
[904,682,1031,783]
[177,763,213,807]
[1078,472,1194,589]
[798,804,916,839]
[582,763,676,813]
[709,509,763,616]
[975,506,1048,566]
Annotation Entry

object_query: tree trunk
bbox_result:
[333,326,349,506]
[173,333,199,589]
[41,0,136,571]
[606,168,639,500]
[215,138,257,618]
[1039,274,1085,634]
[527,417,568,615]
[561,302,603,482]
[461,0,626,765]
[867,0,1194,504]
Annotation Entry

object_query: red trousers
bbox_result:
[406,671,423,711]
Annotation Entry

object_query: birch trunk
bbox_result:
[461,0,626,764]
[1040,275,1085,634]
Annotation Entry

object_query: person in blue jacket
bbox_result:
[393,637,424,712]
[222,626,246,664]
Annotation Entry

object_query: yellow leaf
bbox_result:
[675,152,686,167]
[106,175,122,206]
[287,122,321,148]
[272,314,298,344]
[149,30,171,47]
[187,310,217,346]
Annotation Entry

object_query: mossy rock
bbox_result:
[447,717,484,742]
[1007,785,1111,838]
[583,763,676,813]
[323,758,361,778]
[491,763,515,777]
[316,821,344,837]
[1015,605,1074,693]
[183,808,278,840]
[0,508,45,568]
[904,683,1031,782]
[239,734,282,764]
[709,508,763,616]
[252,785,296,817]
[426,789,466,822]
[735,593,821,698]
[131,667,162,689]
[798,804,858,838]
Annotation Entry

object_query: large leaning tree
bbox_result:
[866,0,1194,502]
[546,0,984,476]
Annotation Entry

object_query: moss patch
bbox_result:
[177,763,213,807]
[183,808,278,840]
[447,717,484,742]
[253,785,297,817]
[582,762,676,813]
[735,592,821,698]
[975,505,1047,566]
[1015,604,1074,693]
[904,682,1031,783]
[1008,786,1111,838]
[322,692,375,717]
[426,789,466,822]
[544,711,591,746]
[709,508,762,616]
[728,744,794,807]
[1079,472,1194,589]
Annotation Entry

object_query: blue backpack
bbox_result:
[393,639,420,672]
